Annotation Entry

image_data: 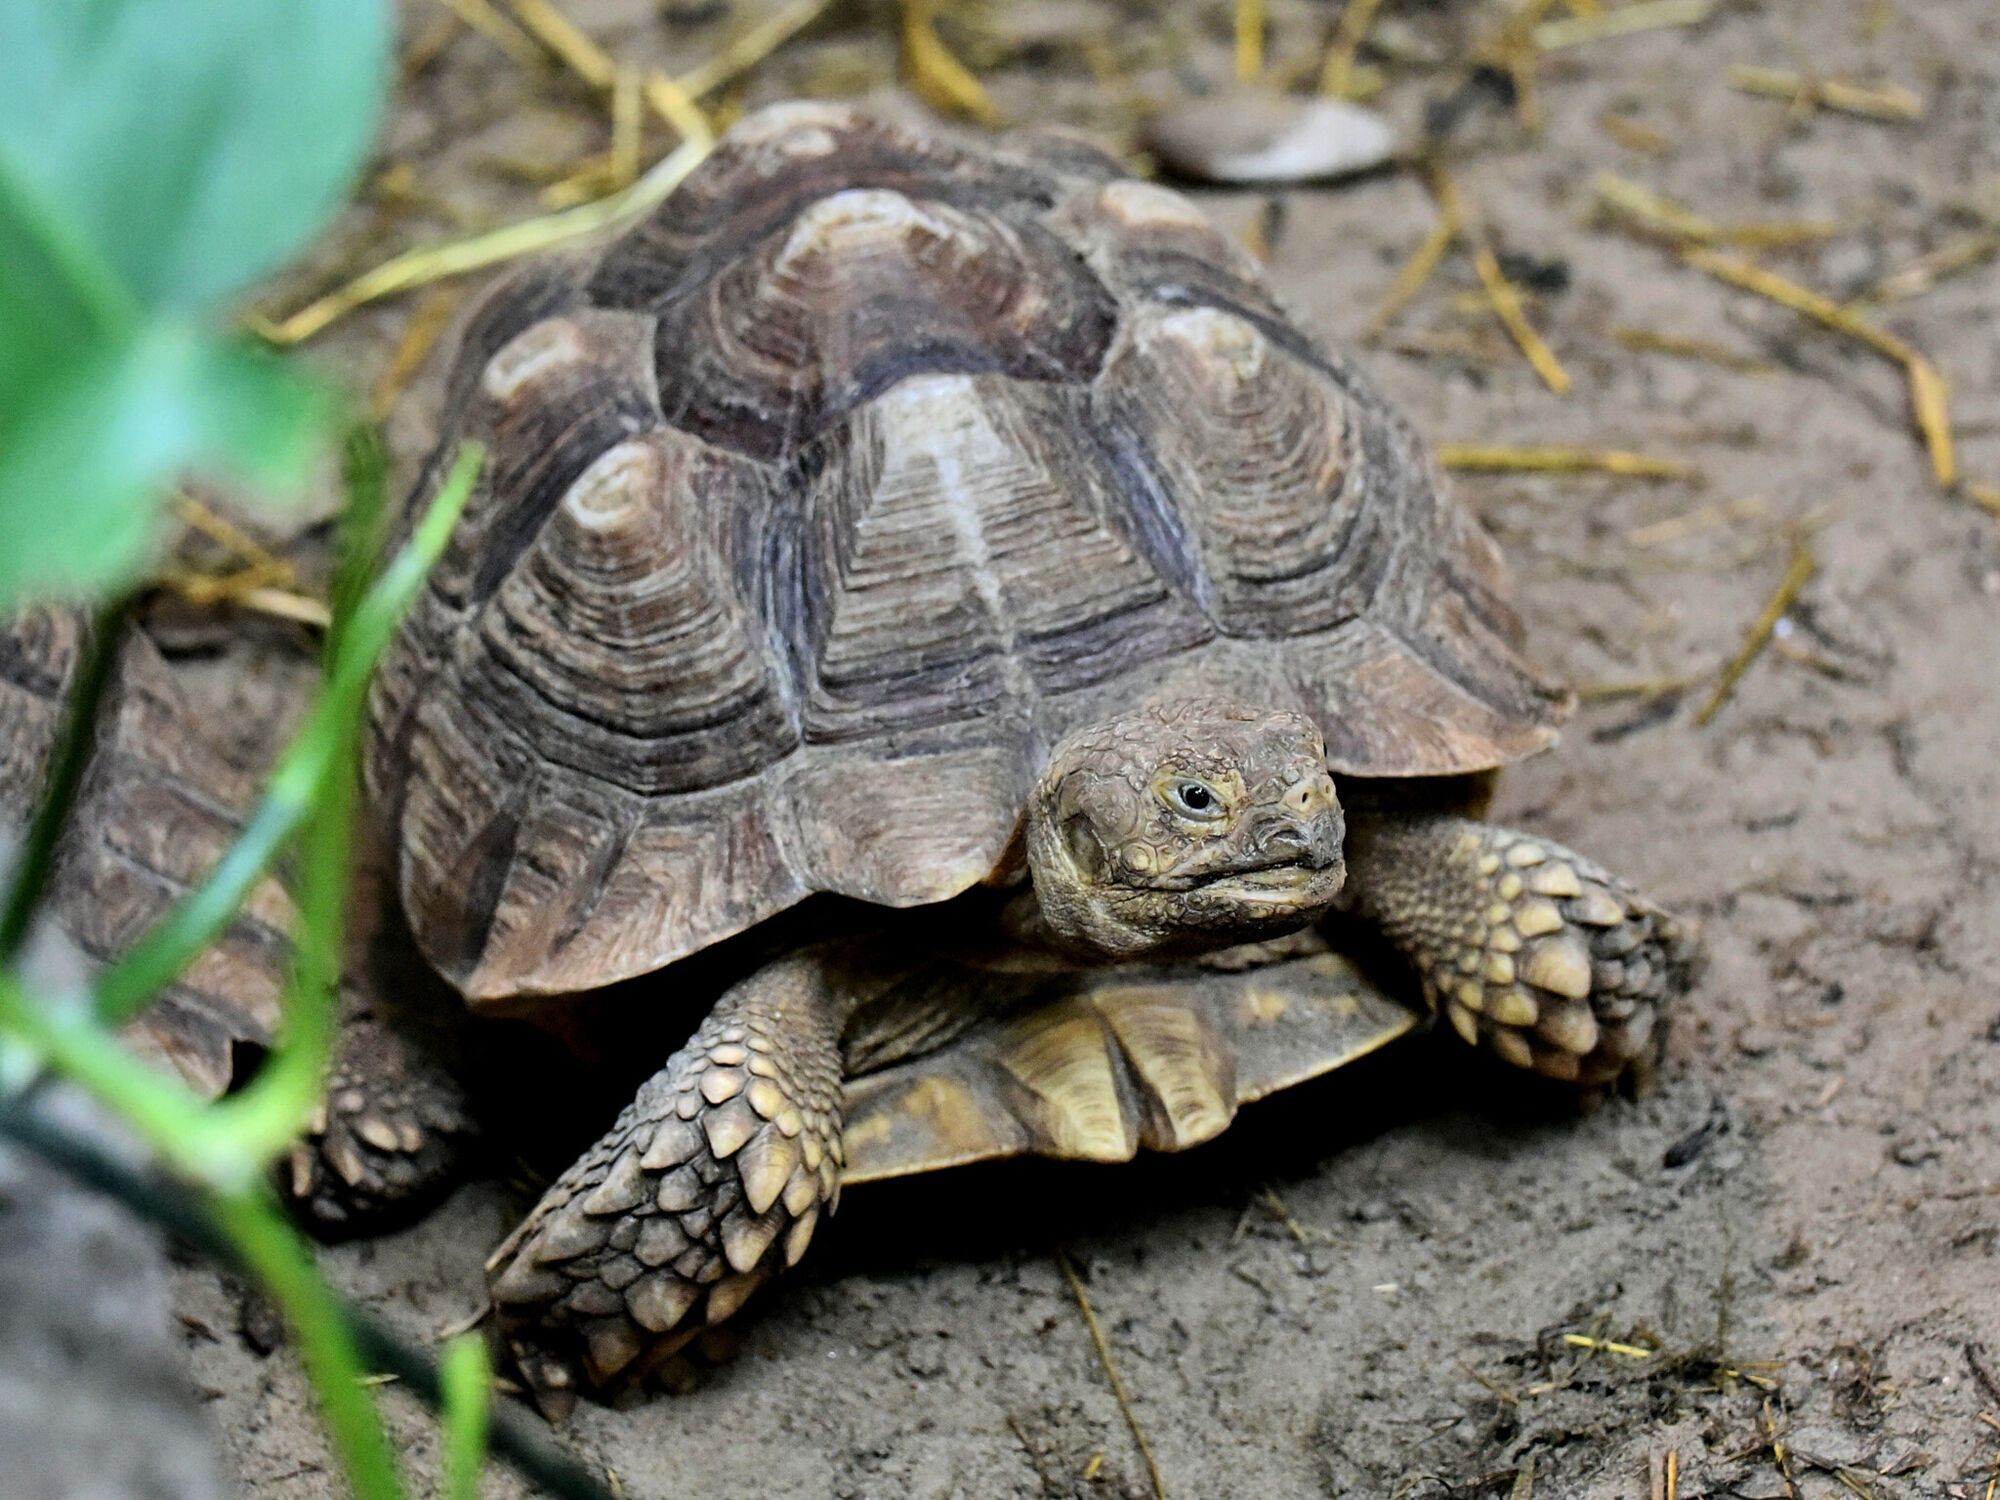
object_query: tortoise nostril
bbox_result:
[1286,773,1335,815]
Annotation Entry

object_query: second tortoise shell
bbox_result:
[365,102,1569,1006]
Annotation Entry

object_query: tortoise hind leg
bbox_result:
[1342,812,1700,1085]
[485,952,845,1400]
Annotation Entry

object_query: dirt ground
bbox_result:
[155,2,2000,1496]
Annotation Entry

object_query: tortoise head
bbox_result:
[1026,700,1345,959]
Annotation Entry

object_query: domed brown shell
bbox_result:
[367,103,1568,1006]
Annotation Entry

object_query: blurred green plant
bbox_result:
[0,0,388,608]
[0,4,526,1498]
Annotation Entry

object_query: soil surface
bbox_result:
[158,2,2000,1496]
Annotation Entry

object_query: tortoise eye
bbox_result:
[1163,778,1225,821]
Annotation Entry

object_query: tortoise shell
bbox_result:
[0,610,1426,1184]
[0,610,294,1096]
[367,102,1567,1006]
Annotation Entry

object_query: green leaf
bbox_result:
[438,1335,494,1500]
[0,152,134,411]
[197,443,481,1162]
[0,598,128,965]
[0,325,332,611]
[210,1193,410,1500]
[0,0,389,314]
[329,424,394,668]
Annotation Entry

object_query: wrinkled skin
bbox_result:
[1025,699,1347,958]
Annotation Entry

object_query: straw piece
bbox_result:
[1533,0,1713,51]
[1599,112,1669,154]
[156,564,331,629]
[257,137,711,344]
[1715,220,1838,250]
[611,69,642,188]
[1439,445,1695,479]
[1816,76,1925,120]
[1681,247,1911,360]
[1857,235,2000,306]
[1574,677,1695,702]
[1480,0,1564,130]
[1612,326,1779,376]
[1594,174,1833,249]
[1696,543,1816,726]
[403,12,466,78]
[173,495,287,574]
[673,0,835,103]
[1424,165,1567,393]
[1965,484,2000,520]
[1561,1333,1655,1358]
[1471,244,1570,394]
[1683,247,1956,486]
[1235,0,1266,83]
[901,0,1000,126]
[1627,495,1769,547]
[436,0,544,69]
[1448,286,1547,317]
[1905,357,1956,488]
[369,286,462,418]
[509,0,615,88]
[1729,65,1924,121]
[1320,0,1386,98]
[1367,202,1461,338]
[642,72,712,145]
[236,589,335,630]
[1595,173,1718,243]
[1055,1250,1168,1500]
[509,0,714,143]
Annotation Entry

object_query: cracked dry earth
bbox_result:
[157,2,1998,1497]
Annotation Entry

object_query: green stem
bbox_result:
[198,656,355,1163]
[0,442,483,1500]
[92,721,325,1024]
[0,973,234,1178]
[330,423,393,667]
[0,597,128,963]
[438,1335,493,1500]
[0,1105,618,1500]
[212,1189,407,1500]
[197,441,479,1161]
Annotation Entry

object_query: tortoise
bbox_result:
[1,102,1699,1400]
[0,608,475,1196]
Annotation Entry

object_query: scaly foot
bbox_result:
[1345,813,1700,1084]
[484,954,846,1398]
[286,1001,475,1230]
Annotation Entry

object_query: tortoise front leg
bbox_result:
[1342,812,1699,1085]
[286,985,475,1230]
[485,952,845,1398]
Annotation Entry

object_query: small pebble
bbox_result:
[1142,88,1398,184]
[1734,1024,1781,1058]
[903,1332,948,1378]
[1890,1134,1941,1167]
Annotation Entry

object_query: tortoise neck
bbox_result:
[997,884,1067,956]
